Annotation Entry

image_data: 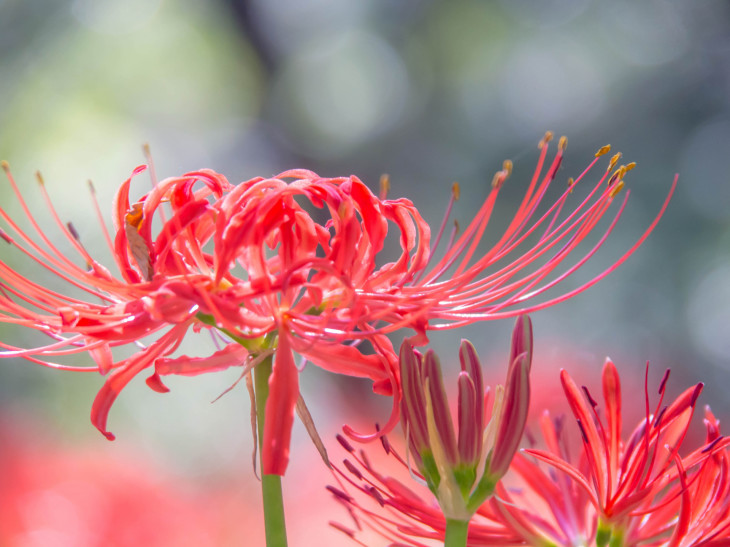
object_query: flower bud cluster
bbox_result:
[399,315,533,520]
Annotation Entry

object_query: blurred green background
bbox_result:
[0,0,729,545]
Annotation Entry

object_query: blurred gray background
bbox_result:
[0,0,728,544]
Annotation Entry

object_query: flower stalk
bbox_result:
[444,518,470,547]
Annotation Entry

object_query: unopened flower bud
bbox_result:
[398,315,533,520]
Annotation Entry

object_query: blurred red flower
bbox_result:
[0,418,258,546]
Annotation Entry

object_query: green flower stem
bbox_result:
[254,355,289,547]
[596,519,625,547]
[444,518,470,547]
[608,529,625,547]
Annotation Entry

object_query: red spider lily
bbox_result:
[330,358,730,547]
[328,316,532,544]
[494,360,730,547]
[0,133,673,474]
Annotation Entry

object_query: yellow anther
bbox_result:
[595,144,611,157]
[492,161,512,189]
[609,180,625,199]
[379,174,390,199]
[452,182,460,201]
[625,162,636,172]
[558,136,568,151]
[217,278,234,291]
[502,159,513,176]
[454,219,460,234]
[35,171,45,186]
[607,166,627,187]
[125,202,145,230]
[567,177,575,193]
[491,171,505,189]
[607,152,622,173]
[539,131,554,149]
[1,160,9,173]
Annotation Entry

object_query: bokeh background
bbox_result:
[0,0,729,545]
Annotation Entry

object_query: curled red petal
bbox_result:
[90,326,187,440]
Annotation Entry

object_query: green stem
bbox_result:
[596,518,625,547]
[254,356,289,547]
[444,518,469,547]
[608,528,625,547]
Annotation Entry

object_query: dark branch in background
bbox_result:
[219,0,278,80]
[218,0,320,168]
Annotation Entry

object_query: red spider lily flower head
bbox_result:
[0,132,673,476]
[494,360,730,547]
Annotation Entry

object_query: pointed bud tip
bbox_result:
[691,383,704,406]
[511,315,533,366]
